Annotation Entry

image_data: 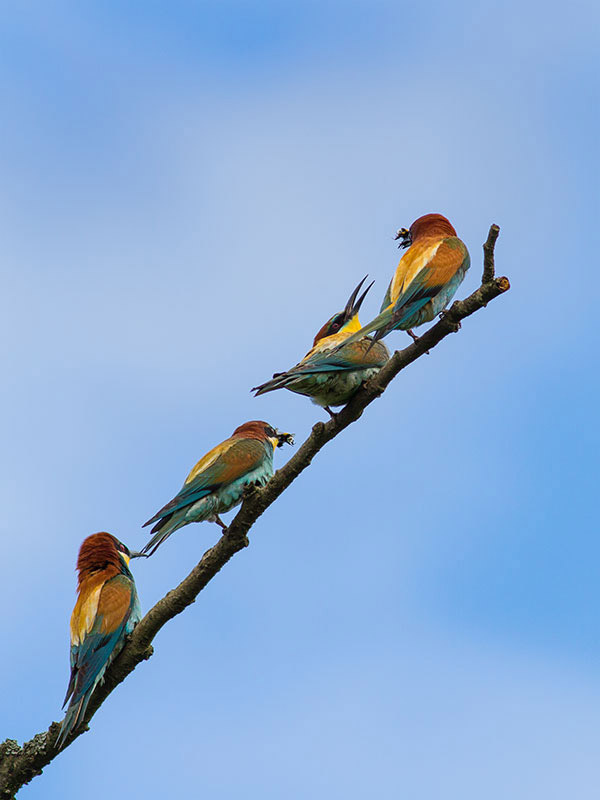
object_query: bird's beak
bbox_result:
[343,275,375,321]
[394,227,412,249]
[129,551,150,560]
[275,430,295,447]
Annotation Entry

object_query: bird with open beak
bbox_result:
[57,532,142,749]
[338,214,470,347]
[141,421,294,555]
[252,277,389,417]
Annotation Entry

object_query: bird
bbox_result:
[339,214,470,347]
[251,276,389,416]
[57,532,142,749]
[141,421,294,556]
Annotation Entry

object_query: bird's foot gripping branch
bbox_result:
[0,224,509,800]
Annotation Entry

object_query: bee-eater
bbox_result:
[57,533,141,748]
[251,277,389,416]
[340,214,470,346]
[141,421,294,556]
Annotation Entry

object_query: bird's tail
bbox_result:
[140,511,188,556]
[331,308,395,352]
[251,371,296,396]
[56,692,91,750]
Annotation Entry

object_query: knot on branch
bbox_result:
[142,645,154,661]
[223,525,250,549]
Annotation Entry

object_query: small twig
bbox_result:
[482,224,500,284]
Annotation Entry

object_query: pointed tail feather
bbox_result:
[330,308,395,352]
[56,691,92,749]
[252,372,296,396]
[140,511,189,556]
[141,528,173,557]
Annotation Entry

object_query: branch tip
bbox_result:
[482,223,500,283]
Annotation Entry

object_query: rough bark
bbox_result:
[0,225,509,798]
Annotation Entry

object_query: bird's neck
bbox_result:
[339,315,362,334]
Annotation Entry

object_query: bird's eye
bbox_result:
[330,322,340,332]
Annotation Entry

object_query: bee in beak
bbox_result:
[275,430,295,447]
[394,227,412,249]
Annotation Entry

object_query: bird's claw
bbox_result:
[242,483,259,500]
[439,310,461,329]
[406,328,429,355]
[213,515,229,532]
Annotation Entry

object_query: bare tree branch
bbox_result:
[482,223,500,284]
[0,225,509,799]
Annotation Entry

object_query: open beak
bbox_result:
[275,430,295,447]
[394,227,412,249]
[343,275,375,321]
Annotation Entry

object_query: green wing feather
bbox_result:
[253,340,388,395]
[143,438,267,527]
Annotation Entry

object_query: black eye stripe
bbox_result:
[327,315,344,333]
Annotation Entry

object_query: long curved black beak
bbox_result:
[343,275,375,321]
[130,551,150,559]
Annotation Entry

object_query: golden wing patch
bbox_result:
[390,240,442,303]
[70,576,104,646]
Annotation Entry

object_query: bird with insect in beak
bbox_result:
[141,421,294,556]
[338,214,470,348]
[252,277,389,417]
[57,532,142,749]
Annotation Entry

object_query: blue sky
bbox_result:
[1,1,598,797]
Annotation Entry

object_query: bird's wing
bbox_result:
[389,236,469,319]
[252,338,389,394]
[143,437,268,527]
[379,275,394,313]
[64,574,136,707]
[337,237,469,346]
[292,338,389,373]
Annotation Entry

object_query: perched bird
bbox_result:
[340,214,470,346]
[252,277,389,416]
[57,533,141,748]
[141,421,294,556]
